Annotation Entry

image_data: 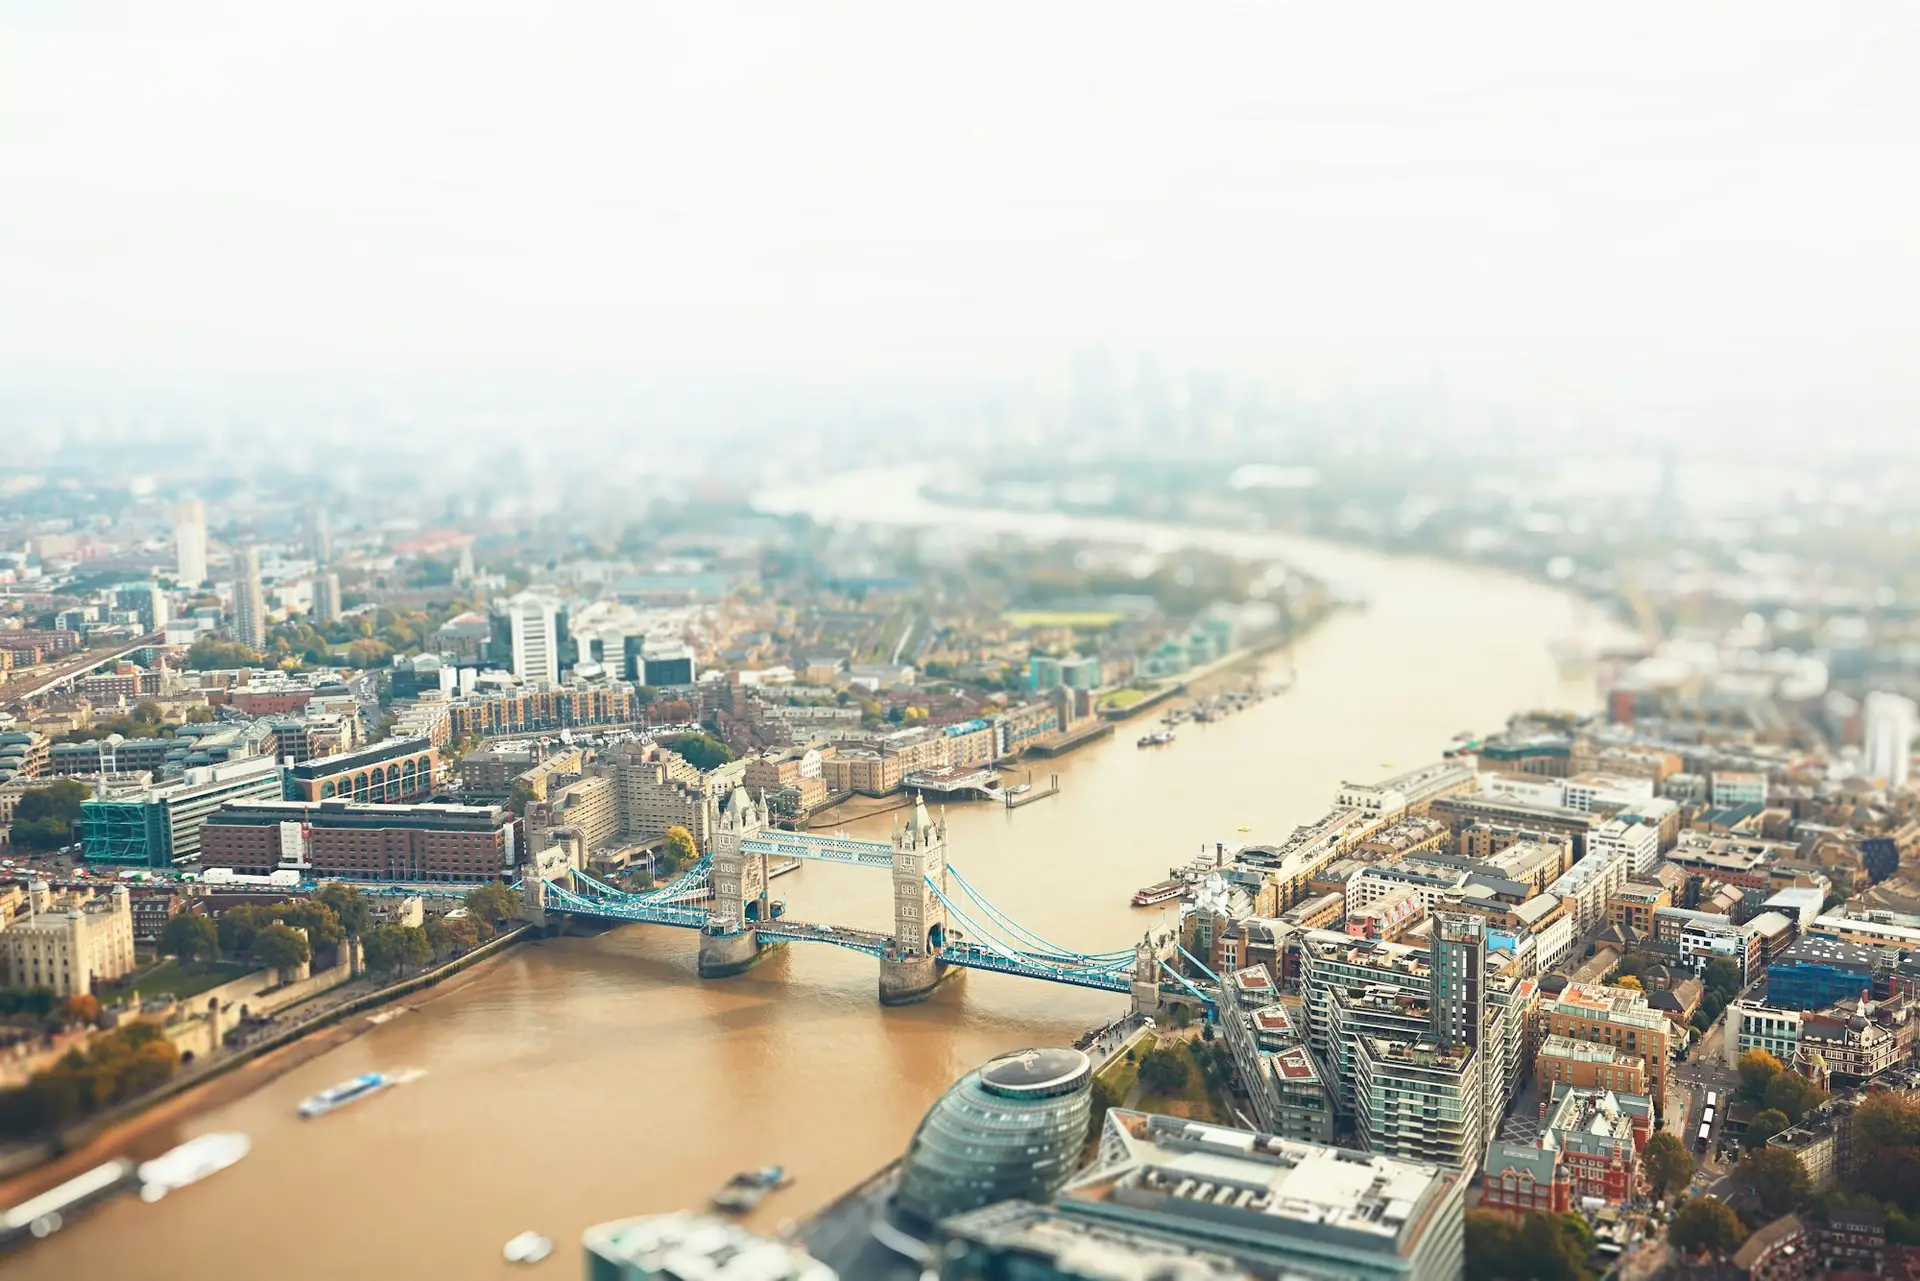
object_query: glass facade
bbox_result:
[897,1047,1092,1227]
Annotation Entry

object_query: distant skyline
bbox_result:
[4,2,1917,437]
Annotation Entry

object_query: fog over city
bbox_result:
[4,1,1918,449]
[9,7,1920,1280]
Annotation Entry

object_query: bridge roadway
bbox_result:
[535,871,1140,994]
[2,631,164,706]
[739,830,891,869]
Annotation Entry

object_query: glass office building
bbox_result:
[896,1046,1093,1227]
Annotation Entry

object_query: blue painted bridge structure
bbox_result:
[517,789,1207,1008]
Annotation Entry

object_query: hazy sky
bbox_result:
[3,2,1917,424]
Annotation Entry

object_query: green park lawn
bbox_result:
[126,959,254,1001]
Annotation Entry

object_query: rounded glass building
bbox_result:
[895,1046,1093,1227]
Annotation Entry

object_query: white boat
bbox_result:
[298,1071,394,1118]
[1,1159,135,1244]
[504,1230,553,1264]
[137,1132,250,1203]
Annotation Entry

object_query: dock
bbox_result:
[1005,775,1060,809]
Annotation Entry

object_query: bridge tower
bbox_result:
[709,787,769,930]
[700,787,769,977]
[880,796,950,1005]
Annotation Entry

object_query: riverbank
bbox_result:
[0,926,530,1205]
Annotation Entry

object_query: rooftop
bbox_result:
[1271,1046,1321,1083]
[1547,982,1667,1030]
[1775,936,1896,971]
[1536,1034,1644,1067]
[1068,1111,1461,1259]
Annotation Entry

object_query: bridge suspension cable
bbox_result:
[942,864,1136,963]
[1157,957,1214,1004]
[927,878,1135,975]
[1175,943,1220,983]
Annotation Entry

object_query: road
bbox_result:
[1,632,164,707]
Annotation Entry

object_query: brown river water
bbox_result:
[14,483,1605,1280]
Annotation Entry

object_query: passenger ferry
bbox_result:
[1,1159,136,1247]
[1131,879,1185,907]
[298,1071,396,1119]
[1136,730,1174,748]
[137,1132,251,1202]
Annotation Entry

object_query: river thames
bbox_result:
[17,477,1609,1280]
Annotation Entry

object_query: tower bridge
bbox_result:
[516,788,1209,1009]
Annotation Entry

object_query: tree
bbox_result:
[1642,1130,1695,1199]
[216,903,268,955]
[663,733,735,771]
[186,637,261,670]
[253,922,311,972]
[345,637,392,667]
[1614,974,1643,990]
[1737,1146,1811,1218]
[465,881,517,926]
[505,778,536,815]
[1860,1147,1920,1218]
[395,925,431,970]
[1137,1047,1191,1095]
[1764,1071,1826,1123]
[1738,1048,1784,1102]
[1702,957,1743,999]
[362,925,403,975]
[363,924,431,976]
[1856,1092,1920,1162]
[274,901,344,949]
[425,912,481,960]
[1669,1196,1744,1256]
[59,994,101,1026]
[1747,1108,1791,1147]
[1466,1210,1592,1281]
[1088,1076,1120,1145]
[159,912,218,962]
[316,883,371,937]
[1466,1210,1521,1281]
[659,826,699,876]
[9,778,89,849]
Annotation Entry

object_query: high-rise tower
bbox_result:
[233,546,267,651]
[173,500,207,587]
[1865,692,1917,791]
[1429,910,1487,1053]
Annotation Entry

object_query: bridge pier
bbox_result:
[879,951,947,1005]
[698,928,766,978]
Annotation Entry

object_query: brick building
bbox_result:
[199,799,519,882]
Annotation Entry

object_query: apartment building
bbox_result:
[1355,1036,1485,1170]
[444,683,635,738]
[1216,966,1333,1145]
[1540,983,1671,1104]
[286,737,438,804]
[612,743,715,847]
[1589,817,1661,878]
[1608,881,1671,937]
[526,772,620,853]
[1543,839,1631,933]
[1534,1034,1650,1099]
